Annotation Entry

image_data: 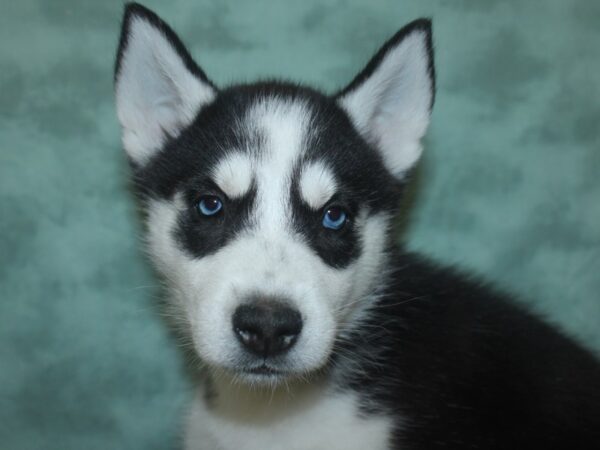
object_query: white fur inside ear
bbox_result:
[339,29,433,178]
[115,16,216,165]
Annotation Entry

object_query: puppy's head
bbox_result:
[114,3,434,384]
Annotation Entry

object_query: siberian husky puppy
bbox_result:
[114,3,600,449]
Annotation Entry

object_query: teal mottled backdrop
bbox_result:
[1,0,599,448]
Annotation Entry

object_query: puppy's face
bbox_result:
[115,4,434,384]
[138,91,398,382]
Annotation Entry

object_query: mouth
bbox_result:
[242,364,285,376]
[232,364,292,385]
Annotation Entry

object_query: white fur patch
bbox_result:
[115,16,215,165]
[184,382,393,450]
[299,161,337,210]
[339,29,433,178]
[212,153,254,199]
[248,99,312,233]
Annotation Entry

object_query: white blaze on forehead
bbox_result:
[212,153,253,199]
[299,161,337,210]
[247,98,312,230]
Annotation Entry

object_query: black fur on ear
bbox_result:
[335,18,435,109]
[335,19,436,178]
[115,2,215,89]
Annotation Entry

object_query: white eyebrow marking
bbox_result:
[212,153,253,199]
[299,161,338,210]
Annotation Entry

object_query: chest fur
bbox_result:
[184,383,394,450]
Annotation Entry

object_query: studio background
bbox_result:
[1,0,599,448]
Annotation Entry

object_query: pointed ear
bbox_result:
[336,19,435,178]
[114,3,217,166]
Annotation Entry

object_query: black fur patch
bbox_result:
[334,18,435,109]
[115,3,215,89]
[289,97,401,268]
[175,179,258,259]
[334,251,600,448]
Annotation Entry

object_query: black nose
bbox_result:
[232,301,302,358]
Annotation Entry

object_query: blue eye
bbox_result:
[322,207,347,230]
[198,196,223,216]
